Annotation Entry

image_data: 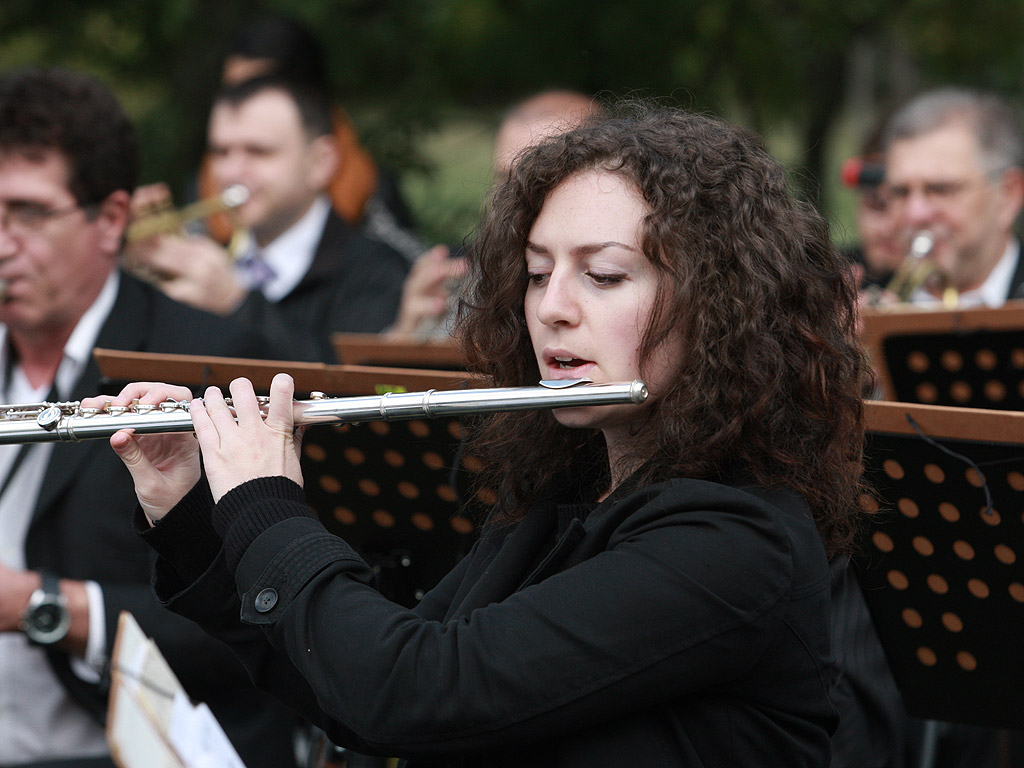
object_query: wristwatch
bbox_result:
[20,571,71,645]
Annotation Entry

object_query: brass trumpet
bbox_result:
[122,185,251,283]
[876,231,959,309]
[125,184,249,244]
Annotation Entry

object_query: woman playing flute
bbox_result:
[90,105,867,767]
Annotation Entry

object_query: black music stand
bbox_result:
[860,301,1024,408]
[92,349,488,606]
[858,401,1024,738]
[301,412,488,606]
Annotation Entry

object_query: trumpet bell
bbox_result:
[878,230,959,309]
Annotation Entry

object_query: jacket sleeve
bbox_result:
[153,476,817,759]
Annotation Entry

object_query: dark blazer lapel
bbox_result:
[295,211,354,288]
[32,273,149,521]
[442,505,557,620]
[517,516,589,590]
[1006,239,1024,301]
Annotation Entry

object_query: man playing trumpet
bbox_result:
[879,88,1024,308]
[126,73,410,363]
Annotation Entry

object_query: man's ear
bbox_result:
[307,134,341,192]
[94,189,131,257]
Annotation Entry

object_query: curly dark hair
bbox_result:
[0,67,139,205]
[458,105,868,558]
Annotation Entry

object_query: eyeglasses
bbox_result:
[0,200,92,238]
[859,189,889,213]
[881,172,1003,212]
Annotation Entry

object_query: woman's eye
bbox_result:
[527,272,548,285]
[587,272,625,285]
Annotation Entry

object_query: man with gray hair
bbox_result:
[881,87,1024,306]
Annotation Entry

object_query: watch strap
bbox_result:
[38,570,62,598]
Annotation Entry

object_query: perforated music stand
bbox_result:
[92,348,488,606]
[331,332,466,371]
[860,301,1024,408]
[858,400,1024,729]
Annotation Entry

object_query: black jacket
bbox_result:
[1006,243,1024,302]
[143,471,837,767]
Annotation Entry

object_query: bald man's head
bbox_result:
[494,90,601,174]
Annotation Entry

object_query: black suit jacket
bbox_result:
[21,272,297,768]
[1005,242,1024,302]
[232,211,410,362]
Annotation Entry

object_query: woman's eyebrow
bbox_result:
[525,240,638,255]
[573,241,638,256]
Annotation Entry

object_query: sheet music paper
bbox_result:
[106,611,247,768]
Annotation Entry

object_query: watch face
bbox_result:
[31,604,65,632]
[25,598,71,644]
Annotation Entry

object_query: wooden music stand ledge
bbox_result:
[331,332,466,371]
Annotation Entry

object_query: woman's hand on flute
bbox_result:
[81,382,201,525]
[190,373,304,503]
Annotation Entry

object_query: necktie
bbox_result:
[235,247,276,290]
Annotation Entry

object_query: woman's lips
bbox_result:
[542,353,596,378]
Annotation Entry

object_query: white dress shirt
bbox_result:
[234,195,329,303]
[910,239,1020,309]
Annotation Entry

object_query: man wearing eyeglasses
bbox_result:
[0,68,297,767]
[881,88,1024,307]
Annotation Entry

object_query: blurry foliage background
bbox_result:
[2,0,1024,247]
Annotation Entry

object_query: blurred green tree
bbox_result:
[2,0,1023,243]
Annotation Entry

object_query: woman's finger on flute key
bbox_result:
[81,381,203,526]
[191,374,304,504]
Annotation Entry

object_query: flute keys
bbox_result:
[132,399,157,415]
[36,405,63,431]
[71,398,186,420]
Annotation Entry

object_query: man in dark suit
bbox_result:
[126,73,409,362]
[0,68,297,767]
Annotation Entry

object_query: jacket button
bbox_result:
[254,588,278,613]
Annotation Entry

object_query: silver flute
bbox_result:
[0,379,648,445]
